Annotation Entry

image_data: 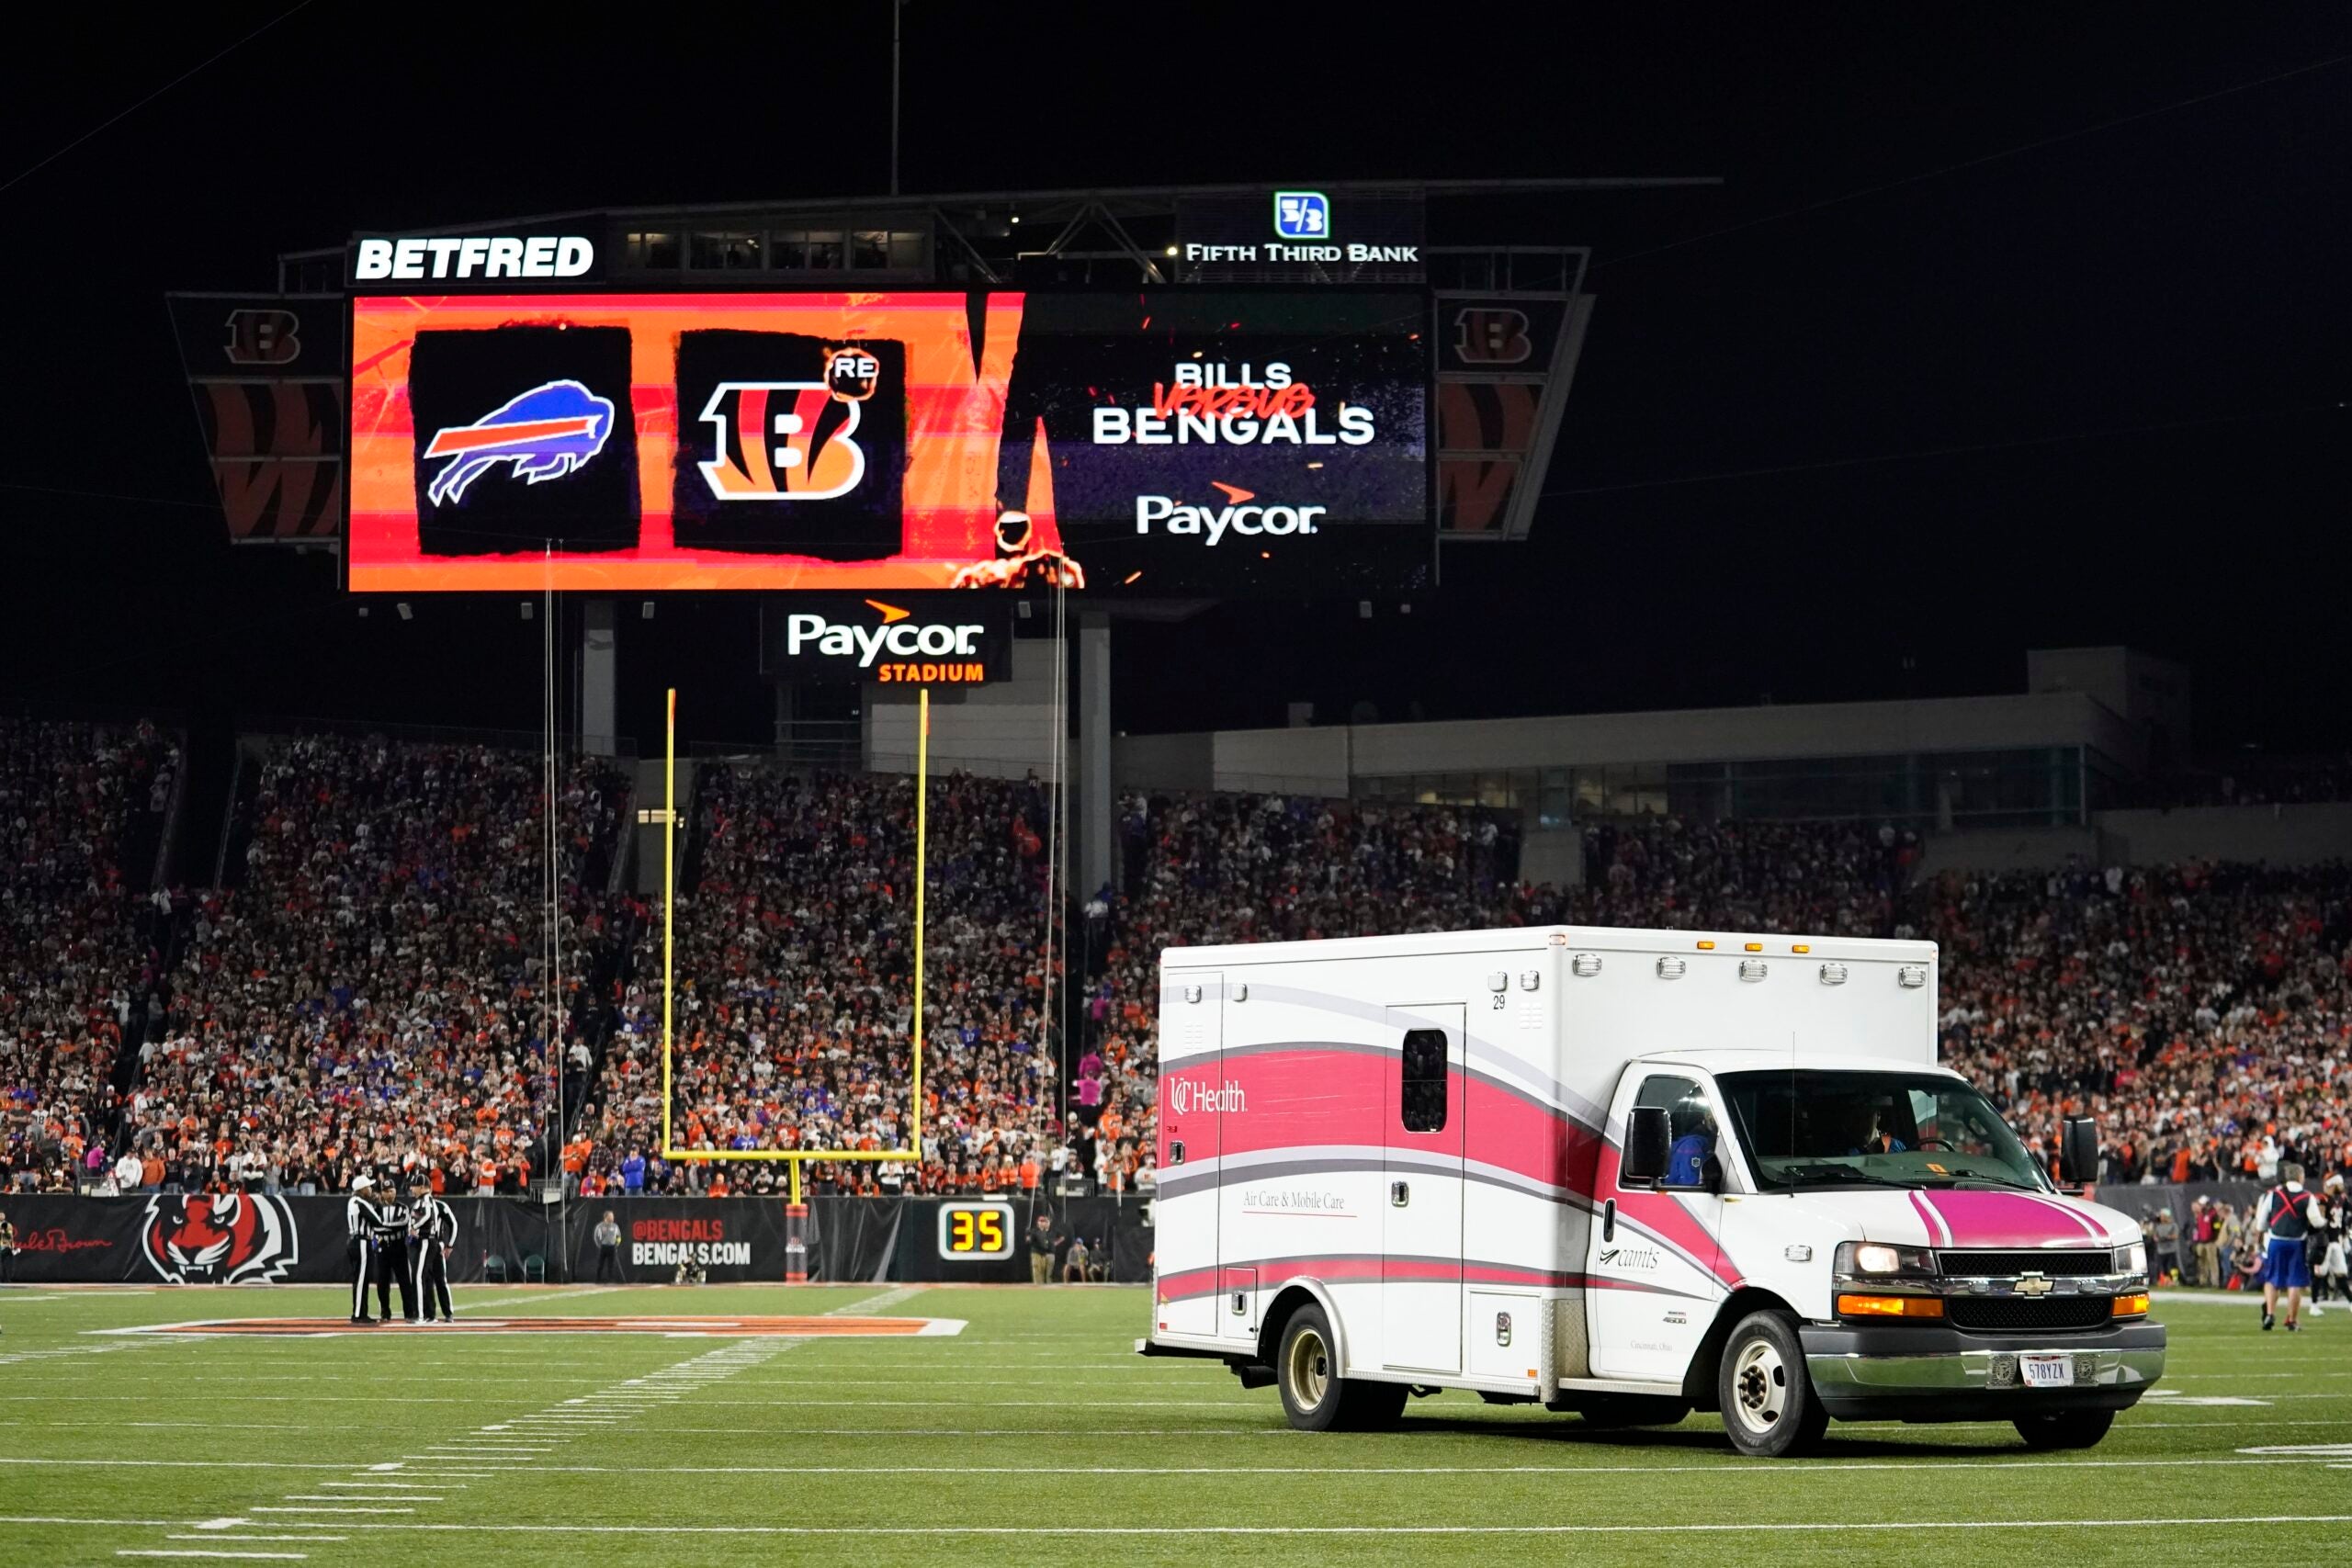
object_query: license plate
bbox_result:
[2019,1354,2075,1389]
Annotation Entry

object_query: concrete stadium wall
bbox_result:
[1113,731,1213,794]
[2097,802,2352,868]
[865,641,1065,781]
[1518,827,1585,888]
[1917,825,2104,875]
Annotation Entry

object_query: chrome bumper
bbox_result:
[1807,1344,2166,1394]
[1798,1322,2165,1421]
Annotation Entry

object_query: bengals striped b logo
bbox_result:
[695,381,866,501]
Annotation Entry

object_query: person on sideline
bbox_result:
[2255,1162,2323,1332]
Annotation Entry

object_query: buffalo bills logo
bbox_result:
[423,378,615,507]
[141,1192,300,1285]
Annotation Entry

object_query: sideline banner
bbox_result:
[0,1193,1157,1285]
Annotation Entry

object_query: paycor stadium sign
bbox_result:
[759,595,1012,685]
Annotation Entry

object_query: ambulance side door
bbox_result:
[1587,1070,1727,1382]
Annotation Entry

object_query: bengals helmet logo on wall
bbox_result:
[1452,307,1532,366]
[695,381,867,501]
[223,309,303,367]
[140,1192,301,1285]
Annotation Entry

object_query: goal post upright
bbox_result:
[659,686,928,1206]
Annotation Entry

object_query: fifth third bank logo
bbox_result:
[1273,191,1330,239]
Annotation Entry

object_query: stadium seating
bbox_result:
[585,765,1062,1196]
[6,724,2346,1198]
[116,734,630,1197]
[0,718,179,1191]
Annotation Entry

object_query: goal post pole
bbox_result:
[662,686,676,1158]
[912,684,928,1161]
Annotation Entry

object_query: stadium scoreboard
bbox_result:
[345,288,1433,596]
[936,1201,1015,1260]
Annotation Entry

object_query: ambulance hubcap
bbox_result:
[1732,1338,1787,1432]
[1288,1327,1331,1412]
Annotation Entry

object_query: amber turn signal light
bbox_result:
[1837,1293,1944,1318]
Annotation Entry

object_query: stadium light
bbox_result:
[641,601,655,619]
[520,601,533,620]
[396,602,413,622]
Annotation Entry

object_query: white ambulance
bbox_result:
[1138,926,2164,1456]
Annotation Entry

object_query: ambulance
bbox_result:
[1138,927,2164,1456]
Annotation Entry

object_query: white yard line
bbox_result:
[52,1513,2352,1540]
[453,1284,628,1313]
[12,1452,2346,1477]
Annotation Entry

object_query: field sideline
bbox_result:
[0,1284,2346,1566]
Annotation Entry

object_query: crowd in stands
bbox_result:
[573,765,1061,1197]
[107,734,629,1199]
[0,719,178,1191]
[4,720,2348,1208]
[1923,858,2352,1189]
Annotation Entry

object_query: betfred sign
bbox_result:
[761,594,1011,685]
[349,232,600,287]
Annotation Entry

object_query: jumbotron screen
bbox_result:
[346,290,1430,593]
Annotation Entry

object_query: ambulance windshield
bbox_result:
[1714,1070,2053,1194]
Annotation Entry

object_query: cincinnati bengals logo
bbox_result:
[140,1192,301,1285]
[696,381,866,501]
[223,308,302,367]
[1453,307,1532,366]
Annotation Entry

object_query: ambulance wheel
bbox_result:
[1275,1303,1353,1431]
[1717,1310,1828,1457]
[2013,1410,2112,1450]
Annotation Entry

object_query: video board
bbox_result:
[346,291,1429,593]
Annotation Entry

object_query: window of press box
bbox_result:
[1400,1028,1448,1133]
[690,231,763,269]
[626,231,680,269]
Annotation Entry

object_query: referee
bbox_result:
[345,1174,380,1325]
[408,1179,458,1324]
[370,1180,416,1323]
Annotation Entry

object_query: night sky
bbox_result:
[1,5,2343,756]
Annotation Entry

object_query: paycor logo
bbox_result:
[786,601,988,670]
[1135,482,1325,547]
[354,235,594,281]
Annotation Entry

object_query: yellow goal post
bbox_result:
[654,686,927,1206]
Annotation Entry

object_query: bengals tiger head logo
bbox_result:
[141,1192,300,1285]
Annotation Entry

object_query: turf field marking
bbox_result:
[164,1539,345,1546]
[85,1513,2352,1539]
[14,1453,2345,1477]
[454,1284,628,1311]
[116,1551,309,1560]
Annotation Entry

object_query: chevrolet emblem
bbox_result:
[2016,1274,2055,1297]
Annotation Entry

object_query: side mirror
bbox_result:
[1623,1106,1671,1186]
[2061,1116,2099,1190]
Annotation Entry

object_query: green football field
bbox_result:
[0,1283,2346,1566]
